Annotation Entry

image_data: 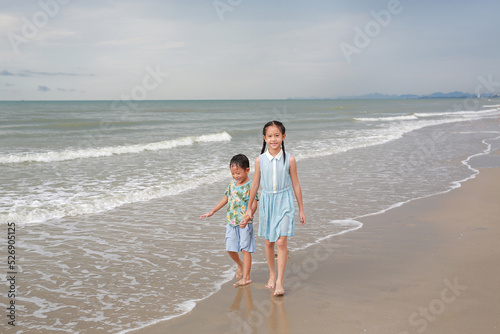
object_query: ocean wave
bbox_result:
[354,108,500,122]
[1,169,229,225]
[0,131,231,164]
[354,115,418,122]
[414,109,499,118]
[295,117,474,161]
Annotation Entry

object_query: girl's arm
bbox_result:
[200,196,228,219]
[289,155,306,226]
[243,156,261,222]
[251,198,258,215]
[239,196,259,228]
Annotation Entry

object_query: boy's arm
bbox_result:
[200,196,228,219]
[289,155,306,226]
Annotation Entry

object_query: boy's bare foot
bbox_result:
[235,267,243,280]
[233,278,252,287]
[265,274,276,289]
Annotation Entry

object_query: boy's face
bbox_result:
[230,164,250,184]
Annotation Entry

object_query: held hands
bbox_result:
[239,219,248,229]
[240,209,253,227]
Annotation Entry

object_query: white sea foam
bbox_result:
[414,108,499,118]
[7,100,500,334]
[355,108,500,122]
[354,115,418,122]
[0,131,231,164]
[116,266,235,334]
[295,117,473,161]
[1,169,229,224]
[353,134,500,222]
[292,219,364,252]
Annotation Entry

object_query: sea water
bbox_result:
[1,99,499,333]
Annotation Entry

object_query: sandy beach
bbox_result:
[131,161,500,334]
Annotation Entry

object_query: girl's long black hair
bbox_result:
[261,120,286,164]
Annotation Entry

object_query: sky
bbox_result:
[0,0,499,100]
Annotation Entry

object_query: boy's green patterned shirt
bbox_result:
[224,180,258,226]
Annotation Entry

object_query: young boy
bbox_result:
[200,154,258,287]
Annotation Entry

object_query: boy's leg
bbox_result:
[265,239,277,289]
[226,225,243,279]
[227,251,244,279]
[234,224,254,287]
[234,250,252,287]
[274,236,288,296]
[242,250,252,280]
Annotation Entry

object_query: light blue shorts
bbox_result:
[225,223,256,253]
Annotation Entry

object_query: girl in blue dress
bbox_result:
[244,121,306,296]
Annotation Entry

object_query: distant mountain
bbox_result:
[398,94,420,99]
[288,92,500,100]
[341,92,399,100]
[332,91,499,100]
[423,91,474,99]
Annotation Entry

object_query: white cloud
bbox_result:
[0,14,18,33]
[0,1,499,100]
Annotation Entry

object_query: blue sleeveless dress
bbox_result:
[258,150,295,242]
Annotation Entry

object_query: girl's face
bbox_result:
[263,125,286,152]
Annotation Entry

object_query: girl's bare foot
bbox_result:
[265,274,276,289]
[233,278,252,287]
[274,282,285,296]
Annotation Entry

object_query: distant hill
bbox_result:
[337,91,478,100]
[289,92,499,100]
[423,91,474,99]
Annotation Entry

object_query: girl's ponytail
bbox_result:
[281,141,286,164]
[260,139,267,154]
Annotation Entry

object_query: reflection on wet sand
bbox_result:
[226,286,289,333]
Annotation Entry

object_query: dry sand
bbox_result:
[133,167,500,334]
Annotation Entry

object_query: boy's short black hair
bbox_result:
[230,154,250,170]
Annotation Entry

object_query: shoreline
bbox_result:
[124,139,500,334]
[130,162,500,333]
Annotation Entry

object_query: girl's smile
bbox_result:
[264,125,286,154]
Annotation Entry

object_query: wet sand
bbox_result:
[132,167,500,334]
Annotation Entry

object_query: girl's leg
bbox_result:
[265,239,277,288]
[275,236,288,296]
[227,251,243,279]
